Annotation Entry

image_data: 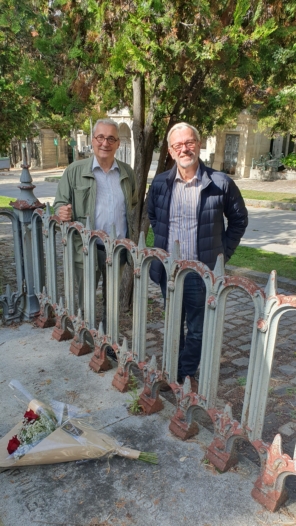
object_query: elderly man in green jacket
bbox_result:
[54,118,138,332]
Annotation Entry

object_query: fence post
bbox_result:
[10,144,45,320]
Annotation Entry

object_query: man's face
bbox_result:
[168,127,200,170]
[92,123,120,164]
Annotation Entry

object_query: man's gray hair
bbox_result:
[92,118,119,137]
[167,122,201,146]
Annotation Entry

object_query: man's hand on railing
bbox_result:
[58,204,72,222]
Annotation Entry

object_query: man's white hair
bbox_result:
[167,122,201,146]
[92,118,119,136]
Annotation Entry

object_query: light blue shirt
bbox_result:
[92,157,127,243]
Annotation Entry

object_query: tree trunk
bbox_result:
[119,76,156,311]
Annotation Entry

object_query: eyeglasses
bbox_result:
[170,140,197,152]
[94,134,119,145]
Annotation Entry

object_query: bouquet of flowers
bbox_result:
[0,380,157,469]
[7,405,57,459]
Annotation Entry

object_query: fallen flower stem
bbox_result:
[138,452,158,464]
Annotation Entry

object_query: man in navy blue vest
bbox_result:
[148,123,248,391]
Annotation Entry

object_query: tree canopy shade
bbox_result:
[0,0,99,150]
[1,0,295,303]
[0,0,40,150]
[1,0,295,145]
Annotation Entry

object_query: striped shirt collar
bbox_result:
[92,156,119,173]
[175,164,201,183]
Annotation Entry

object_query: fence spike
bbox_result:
[213,254,224,278]
[59,297,64,309]
[46,202,51,216]
[172,240,181,259]
[121,337,128,354]
[110,223,116,241]
[265,270,277,297]
[117,338,128,370]
[86,216,90,230]
[224,403,233,420]
[183,376,192,395]
[149,354,157,371]
[272,433,283,455]
[138,231,146,250]
[98,321,105,336]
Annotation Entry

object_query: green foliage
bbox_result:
[286,387,296,395]
[1,0,295,147]
[230,246,296,281]
[127,374,142,415]
[0,196,16,208]
[1,0,295,230]
[237,377,247,387]
[233,0,251,28]
[0,0,46,148]
[146,227,154,248]
[241,190,296,203]
[282,153,296,169]
[0,0,101,146]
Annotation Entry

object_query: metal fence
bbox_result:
[252,152,284,171]
[116,142,131,165]
[1,162,296,513]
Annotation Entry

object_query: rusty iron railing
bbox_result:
[1,163,296,513]
[0,146,43,323]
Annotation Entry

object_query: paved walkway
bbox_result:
[235,177,296,193]
[240,207,296,257]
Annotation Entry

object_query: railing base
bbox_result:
[112,370,133,393]
[169,415,199,440]
[52,327,73,342]
[89,346,113,372]
[70,339,92,356]
[251,434,296,512]
[251,485,288,513]
[139,389,164,415]
[206,439,238,473]
[35,316,56,329]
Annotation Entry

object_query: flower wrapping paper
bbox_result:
[0,399,140,468]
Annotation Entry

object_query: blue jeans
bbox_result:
[160,272,206,378]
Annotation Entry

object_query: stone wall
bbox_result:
[39,129,68,169]
[212,112,271,178]
[10,129,69,169]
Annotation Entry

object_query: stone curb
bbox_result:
[44,176,62,182]
[226,264,296,293]
[244,198,296,211]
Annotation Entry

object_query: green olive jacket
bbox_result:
[54,155,138,267]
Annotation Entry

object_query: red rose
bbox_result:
[24,410,39,422]
[7,435,21,455]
